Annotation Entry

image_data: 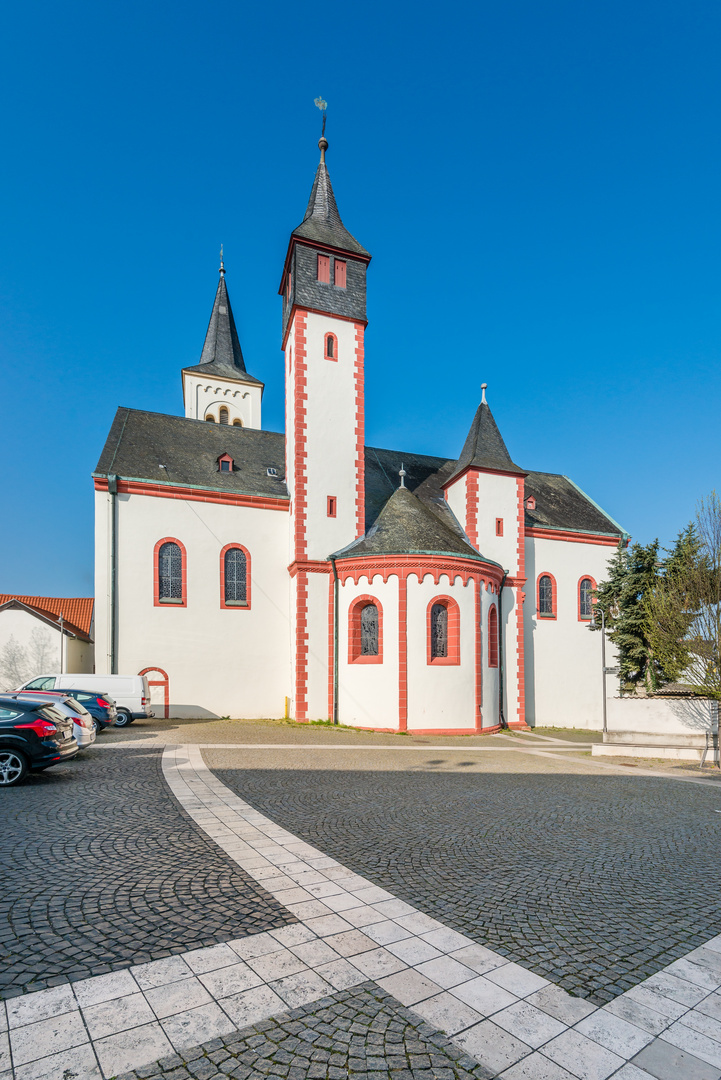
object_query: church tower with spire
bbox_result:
[182,257,264,428]
[280,133,371,720]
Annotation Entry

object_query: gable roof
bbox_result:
[333,485,486,561]
[446,400,525,483]
[291,143,370,258]
[94,409,626,542]
[182,271,264,388]
[0,596,94,640]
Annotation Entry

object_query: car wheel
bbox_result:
[93,719,103,735]
[114,710,133,728]
[0,750,28,787]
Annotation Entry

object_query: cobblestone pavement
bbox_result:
[113,984,491,1080]
[209,752,721,1003]
[0,744,294,999]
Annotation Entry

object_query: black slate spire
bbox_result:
[183,264,263,387]
[447,388,525,483]
[292,137,370,257]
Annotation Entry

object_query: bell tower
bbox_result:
[281,131,371,719]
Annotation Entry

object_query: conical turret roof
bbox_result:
[183,270,263,388]
[291,139,370,258]
[332,485,485,561]
[446,398,525,484]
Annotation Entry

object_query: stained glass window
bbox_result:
[488,605,498,666]
[431,603,448,658]
[360,603,378,655]
[225,548,247,604]
[538,575,553,616]
[158,542,182,600]
[580,577,593,619]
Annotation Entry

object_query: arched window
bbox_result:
[537,573,556,619]
[225,548,246,604]
[219,406,229,425]
[426,596,460,664]
[232,419,243,427]
[324,332,338,361]
[348,595,383,663]
[154,539,186,606]
[430,604,447,658]
[488,604,498,667]
[578,576,597,621]
[220,544,251,609]
[205,415,215,422]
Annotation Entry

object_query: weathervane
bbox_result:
[314,96,327,137]
[219,244,225,276]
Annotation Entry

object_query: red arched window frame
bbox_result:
[324,332,338,361]
[348,594,383,664]
[578,575,597,621]
[154,538,187,608]
[488,604,498,667]
[537,572,557,620]
[426,596,460,665]
[220,544,252,610]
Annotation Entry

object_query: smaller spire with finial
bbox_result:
[399,463,406,489]
[314,96,328,162]
[481,382,487,404]
[219,244,225,276]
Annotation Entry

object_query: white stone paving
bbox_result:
[3,742,721,1079]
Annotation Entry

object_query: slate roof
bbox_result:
[292,144,370,258]
[182,272,264,388]
[94,410,626,544]
[332,486,486,562]
[94,409,288,500]
[0,596,94,640]
[446,400,525,483]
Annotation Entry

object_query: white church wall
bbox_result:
[337,574,399,730]
[183,374,262,429]
[406,574,476,731]
[481,585,500,729]
[474,472,522,574]
[95,488,112,675]
[301,312,361,559]
[101,491,290,718]
[303,571,334,721]
[524,536,616,730]
[444,474,469,540]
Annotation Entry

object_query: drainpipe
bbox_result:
[108,474,118,675]
[330,557,339,724]
[498,570,508,729]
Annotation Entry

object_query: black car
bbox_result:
[56,691,118,732]
[0,697,79,786]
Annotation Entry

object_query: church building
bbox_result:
[93,133,628,731]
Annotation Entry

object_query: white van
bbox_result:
[16,674,154,727]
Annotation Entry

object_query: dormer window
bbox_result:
[267,467,278,477]
[526,496,536,510]
[334,260,346,288]
[218,453,233,473]
[317,255,330,283]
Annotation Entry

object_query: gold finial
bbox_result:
[314,96,328,162]
[219,244,225,276]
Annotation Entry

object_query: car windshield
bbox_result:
[0,708,22,720]
[38,705,68,723]
[63,697,91,716]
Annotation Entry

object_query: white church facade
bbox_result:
[93,134,628,731]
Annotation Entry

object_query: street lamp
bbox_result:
[588,607,607,735]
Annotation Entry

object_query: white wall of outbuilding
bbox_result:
[0,608,93,690]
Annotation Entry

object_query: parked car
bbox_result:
[0,696,79,786]
[16,674,153,728]
[9,691,99,746]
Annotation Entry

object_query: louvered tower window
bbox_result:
[224,548,247,604]
[360,603,379,656]
[158,542,183,601]
[430,603,448,658]
[219,406,229,425]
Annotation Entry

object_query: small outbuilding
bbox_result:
[0,595,94,690]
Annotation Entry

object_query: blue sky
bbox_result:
[1,0,720,595]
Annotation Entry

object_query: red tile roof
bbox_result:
[0,596,94,641]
